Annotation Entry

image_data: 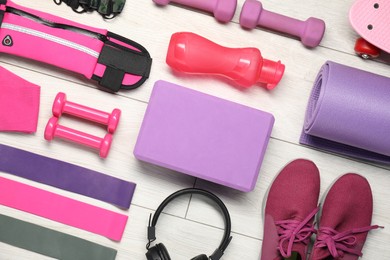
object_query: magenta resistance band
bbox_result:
[0,177,128,241]
[300,61,390,164]
[0,144,136,209]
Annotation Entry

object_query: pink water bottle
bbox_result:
[166,32,285,89]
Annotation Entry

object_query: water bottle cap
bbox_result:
[258,59,285,90]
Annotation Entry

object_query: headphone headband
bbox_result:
[147,188,232,260]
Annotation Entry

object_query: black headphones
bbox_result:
[146,188,233,260]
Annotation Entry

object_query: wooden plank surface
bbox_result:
[0,0,389,259]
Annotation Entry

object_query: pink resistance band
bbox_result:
[0,66,40,133]
[0,177,128,241]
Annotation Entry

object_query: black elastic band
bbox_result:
[100,66,125,92]
[98,45,151,76]
[148,188,232,260]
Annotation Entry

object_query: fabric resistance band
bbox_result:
[0,177,128,241]
[0,214,117,260]
[300,61,390,164]
[0,67,40,133]
[0,144,136,209]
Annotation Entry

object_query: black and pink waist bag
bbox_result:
[0,0,152,92]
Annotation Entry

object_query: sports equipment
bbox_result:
[300,61,390,164]
[0,214,117,260]
[0,176,128,241]
[153,0,237,23]
[134,81,274,192]
[349,0,390,59]
[44,117,113,158]
[240,0,325,48]
[0,144,136,209]
[0,66,40,133]
[52,92,121,134]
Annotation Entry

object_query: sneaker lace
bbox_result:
[314,225,384,258]
[275,206,320,258]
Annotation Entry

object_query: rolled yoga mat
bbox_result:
[300,61,390,164]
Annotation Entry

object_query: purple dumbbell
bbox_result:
[52,92,121,134]
[239,0,325,48]
[153,0,237,23]
[44,117,113,158]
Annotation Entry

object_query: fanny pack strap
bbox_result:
[93,31,152,92]
[0,0,6,25]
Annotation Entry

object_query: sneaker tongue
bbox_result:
[283,252,302,260]
[310,247,332,260]
[281,241,306,260]
[292,243,306,259]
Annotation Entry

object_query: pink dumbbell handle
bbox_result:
[172,0,215,12]
[54,124,104,150]
[258,11,304,38]
[64,101,111,126]
[53,92,121,134]
[45,117,112,158]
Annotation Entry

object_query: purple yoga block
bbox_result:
[134,81,274,192]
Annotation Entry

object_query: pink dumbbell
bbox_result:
[239,0,325,48]
[153,0,237,23]
[52,92,121,134]
[44,117,113,158]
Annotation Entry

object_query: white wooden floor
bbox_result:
[0,0,389,259]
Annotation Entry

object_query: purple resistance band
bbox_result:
[300,61,390,164]
[0,144,136,208]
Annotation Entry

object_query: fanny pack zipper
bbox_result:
[1,6,107,58]
[1,23,100,58]
[6,7,107,41]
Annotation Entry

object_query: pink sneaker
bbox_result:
[310,173,383,260]
[261,159,320,260]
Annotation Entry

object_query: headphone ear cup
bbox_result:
[146,245,162,260]
[156,243,171,260]
[191,254,208,260]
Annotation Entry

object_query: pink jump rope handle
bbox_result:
[44,117,112,158]
[52,92,121,134]
[153,0,237,23]
[240,0,325,48]
[166,32,285,89]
